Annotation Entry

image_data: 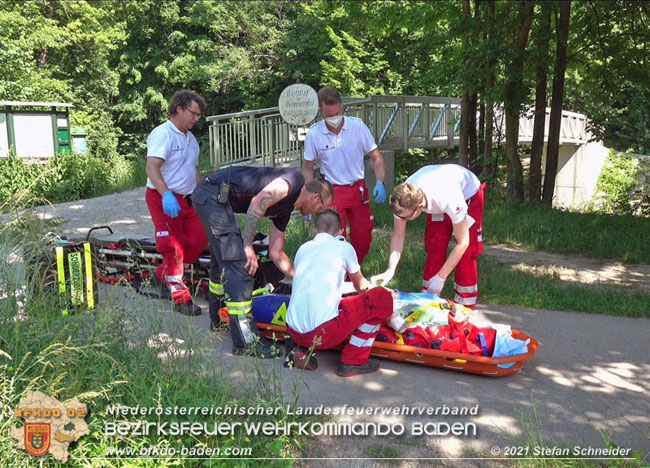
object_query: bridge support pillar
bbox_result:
[365,150,395,195]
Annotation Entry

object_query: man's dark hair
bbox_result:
[169,90,206,116]
[305,178,334,202]
[314,208,342,235]
[317,86,342,106]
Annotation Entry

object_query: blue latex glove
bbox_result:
[373,182,386,203]
[162,191,180,218]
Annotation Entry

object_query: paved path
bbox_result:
[106,285,650,464]
[12,189,650,464]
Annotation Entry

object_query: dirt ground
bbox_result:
[7,186,650,294]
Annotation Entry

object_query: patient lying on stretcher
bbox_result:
[372,290,498,357]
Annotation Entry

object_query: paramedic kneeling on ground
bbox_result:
[286,209,405,377]
[192,167,333,359]
[372,164,485,309]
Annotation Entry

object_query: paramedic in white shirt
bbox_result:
[286,209,397,377]
[302,86,386,265]
[372,164,486,309]
[145,90,208,316]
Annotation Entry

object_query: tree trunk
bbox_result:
[505,107,524,199]
[468,0,480,170]
[469,92,478,169]
[504,0,534,201]
[529,2,552,201]
[458,0,471,168]
[482,0,496,178]
[543,1,572,205]
[38,0,56,68]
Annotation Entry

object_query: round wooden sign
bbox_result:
[278,84,318,126]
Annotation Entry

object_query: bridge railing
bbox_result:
[206,95,587,169]
[207,95,463,169]
[515,108,589,145]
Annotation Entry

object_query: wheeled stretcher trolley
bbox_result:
[86,225,285,295]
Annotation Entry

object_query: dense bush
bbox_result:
[590,150,649,217]
[0,152,137,212]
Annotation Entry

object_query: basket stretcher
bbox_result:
[250,294,538,378]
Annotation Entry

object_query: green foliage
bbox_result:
[371,190,650,265]
[477,256,650,318]
[0,1,125,162]
[484,193,650,264]
[590,151,641,215]
[564,2,650,153]
[1,0,649,204]
[0,153,137,212]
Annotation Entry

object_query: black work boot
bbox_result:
[230,315,281,359]
[336,358,380,377]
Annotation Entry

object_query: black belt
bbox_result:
[333,180,363,187]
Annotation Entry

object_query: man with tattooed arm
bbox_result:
[192,166,334,358]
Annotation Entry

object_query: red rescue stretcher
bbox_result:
[251,294,538,378]
[258,322,537,377]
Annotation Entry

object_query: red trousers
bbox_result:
[423,183,485,309]
[330,181,374,265]
[288,287,393,366]
[145,188,208,303]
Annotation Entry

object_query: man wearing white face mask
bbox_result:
[302,86,386,265]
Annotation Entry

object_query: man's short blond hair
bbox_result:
[390,183,422,215]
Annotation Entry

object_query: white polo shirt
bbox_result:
[286,233,360,334]
[405,164,480,224]
[146,120,200,195]
[304,117,377,185]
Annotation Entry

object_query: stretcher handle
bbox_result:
[85,225,114,241]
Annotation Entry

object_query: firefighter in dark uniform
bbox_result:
[192,166,334,358]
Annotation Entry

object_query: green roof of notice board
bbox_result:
[0,101,74,108]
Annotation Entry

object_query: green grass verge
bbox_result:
[371,196,650,264]
[358,233,650,318]
[477,256,650,317]
[493,403,648,468]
